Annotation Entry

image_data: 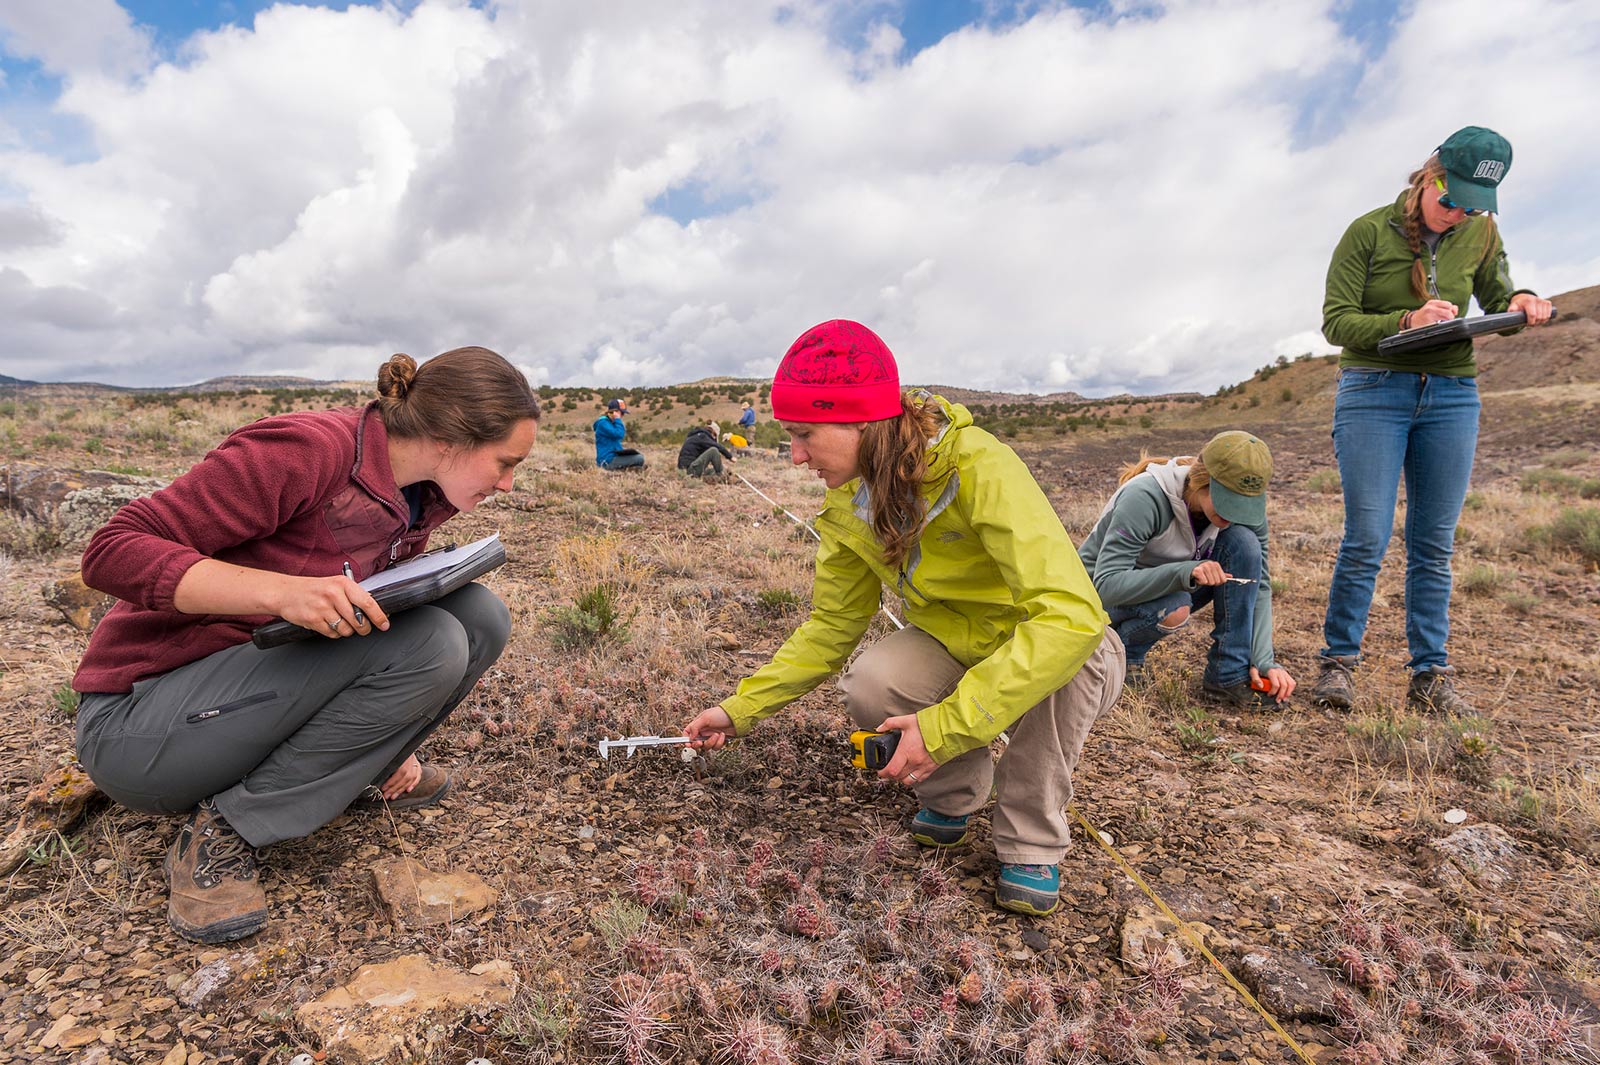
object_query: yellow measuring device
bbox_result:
[849,729,900,770]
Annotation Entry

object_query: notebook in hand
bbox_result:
[1376,309,1554,358]
[251,533,507,649]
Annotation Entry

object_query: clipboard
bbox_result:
[251,533,507,649]
[1376,308,1555,358]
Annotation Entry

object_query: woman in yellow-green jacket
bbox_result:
[684,320,1123,916]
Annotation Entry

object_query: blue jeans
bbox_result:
[1321,368,1479,672]
[601,451,645,471]
[1104,523,1261,686]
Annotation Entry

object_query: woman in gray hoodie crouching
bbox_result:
[1078,431,1294,707]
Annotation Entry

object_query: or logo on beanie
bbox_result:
[812,400,835,410]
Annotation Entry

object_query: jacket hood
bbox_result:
[1142,457,1193,516]
[923,393,970,486]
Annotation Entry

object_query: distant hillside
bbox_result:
[179,375,335,392]
[1473,282,1600,391]
[4,282,1595,404]
[922,384,1089,406]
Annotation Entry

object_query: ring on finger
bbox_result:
[328,618,342,631]
[907,772,918,784]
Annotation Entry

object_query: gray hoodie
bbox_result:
[1077,458,1277,671]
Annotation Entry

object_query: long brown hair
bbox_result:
[1401,156,1499,299]
[1119,452,1210,513]
[856,393,945,569]
[376,346,540,445]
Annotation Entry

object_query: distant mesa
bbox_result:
[923,384,1089,405]
[4,284,1594,397]
[178,374,335,392]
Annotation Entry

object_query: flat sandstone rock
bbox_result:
[370,857,498,926]
[297,954,516,1063]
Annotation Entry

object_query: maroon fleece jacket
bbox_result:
[74,404,455,693]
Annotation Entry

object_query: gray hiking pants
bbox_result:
[76,583,510,847]
[837,625,1124,865]
[686,449,725,477]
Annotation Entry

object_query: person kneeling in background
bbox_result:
[1078,432,1295,708]
[677,419,736,479]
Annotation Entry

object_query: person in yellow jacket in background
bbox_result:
[684,320,1124,916]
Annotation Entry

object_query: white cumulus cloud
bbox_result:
[0,0,1596,393]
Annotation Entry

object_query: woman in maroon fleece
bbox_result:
[74,347,539,944]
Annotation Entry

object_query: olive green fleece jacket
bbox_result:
[1323,191,1530,377]
[719,397,1108,766]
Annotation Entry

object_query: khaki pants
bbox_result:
[838,625,1124,864]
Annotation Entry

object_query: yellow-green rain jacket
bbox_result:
[720,396,1108,765]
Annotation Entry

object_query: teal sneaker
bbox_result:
[909,808,971,848]
[995,863,1060,916]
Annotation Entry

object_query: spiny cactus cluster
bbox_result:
[1327,900,1588,1065]
[589,834,1189,1064]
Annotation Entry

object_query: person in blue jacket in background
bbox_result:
[594,398,645,471]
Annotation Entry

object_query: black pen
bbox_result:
[342,562,367,626]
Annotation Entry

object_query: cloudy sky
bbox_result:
[1,0,1596,395]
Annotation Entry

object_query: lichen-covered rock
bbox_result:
[41,571,115,631]
[57,481,165,546]
[0,463,164,529]
[177,950,258,1009]
[0,762,102,874]
[1237,949,1340,1021]
[1428,822,1521,890]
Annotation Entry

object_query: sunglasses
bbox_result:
[1434,178,1483,216]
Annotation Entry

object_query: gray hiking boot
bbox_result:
[1309,656,1357,710]
[1408,667,1474,716]
[1124,662,1151,691]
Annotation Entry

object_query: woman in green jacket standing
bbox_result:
[683,320,1123,916]
[1310,127,1553,714]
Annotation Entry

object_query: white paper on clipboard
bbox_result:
[363,533,502,592]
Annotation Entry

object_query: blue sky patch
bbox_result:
[649,179,760,226]
[1291,0,1399,147]
[0,56,97,163]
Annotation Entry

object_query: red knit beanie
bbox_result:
[769,320,902,423]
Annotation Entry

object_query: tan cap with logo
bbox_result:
[1200,431,1272,525]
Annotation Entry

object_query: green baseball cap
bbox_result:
[1200,431,1272,526]
[1436,126,1512,214]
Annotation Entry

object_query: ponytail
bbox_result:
[856,393,945,569]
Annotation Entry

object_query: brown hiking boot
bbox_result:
[353,762,452,812]
[165,800,267,944]
[1309,656,1357,710]
[1408,667,1474,716]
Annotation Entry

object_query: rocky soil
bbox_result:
[1,298,1598,1064]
